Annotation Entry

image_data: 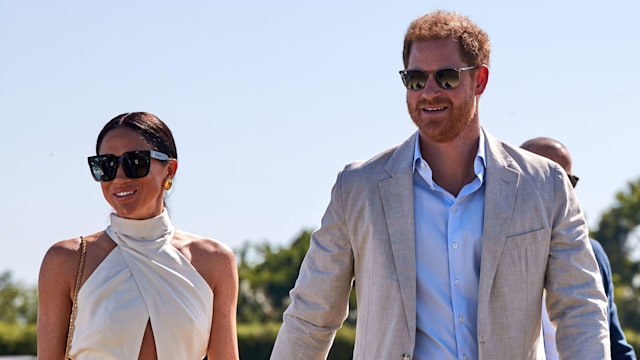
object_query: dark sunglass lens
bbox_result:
[89,161,104,181]
[88,155,117,182]
[121,151,151,179]
[436,69,461,89]
[403,71,427,91]
[568,174,579,188]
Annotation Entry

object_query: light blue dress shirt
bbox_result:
[412,131,487,360]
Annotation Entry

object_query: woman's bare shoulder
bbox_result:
[41,237,84,267]
[39,236,83,288]
[173,230,237,286]
[174,230,234,258]
[39,232,107,278]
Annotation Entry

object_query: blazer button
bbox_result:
[401,354,411,360]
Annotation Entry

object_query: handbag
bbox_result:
[64,236,87,359]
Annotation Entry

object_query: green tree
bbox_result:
[591,178,640,287]
[236,230,357,359]
[237,229,358,324]
[237,230,312,323]
[0,271,38,355]
[591,177,640,348]
[0,271,37,325]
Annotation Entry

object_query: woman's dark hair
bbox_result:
[95,112,177,159]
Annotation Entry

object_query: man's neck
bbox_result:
[419,131,480,197]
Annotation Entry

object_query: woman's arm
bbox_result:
[189,236,239,360]
[208,245,239,360]
[37,238,82,359]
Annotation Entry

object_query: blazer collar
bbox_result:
[384,132,417,177]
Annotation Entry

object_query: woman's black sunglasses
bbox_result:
[87,150,170,182]
[399,66,477,91]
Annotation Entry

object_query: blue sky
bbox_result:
[2,0,639,285]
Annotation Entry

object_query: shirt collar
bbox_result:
[412,130,487,183]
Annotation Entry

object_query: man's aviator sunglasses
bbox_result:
[88,150,170,182]
[399,66,477,91]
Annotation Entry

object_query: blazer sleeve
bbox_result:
[545,164,611,359]
[270,170,354,360]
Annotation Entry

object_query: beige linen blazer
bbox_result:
[271,130,609,360]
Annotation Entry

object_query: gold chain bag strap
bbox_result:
[65,236,87,359]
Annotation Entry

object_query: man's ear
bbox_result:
[475,65,489,95]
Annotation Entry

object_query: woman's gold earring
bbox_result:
[164,178,173,190]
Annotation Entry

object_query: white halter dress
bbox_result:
[69,211,214,359]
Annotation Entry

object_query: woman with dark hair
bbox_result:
[37,112,239,360]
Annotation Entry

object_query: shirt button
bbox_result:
[454,279,460,286]
[459,316,464,322]
[452,242,458,249]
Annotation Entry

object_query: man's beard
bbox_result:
[408,96,477,143]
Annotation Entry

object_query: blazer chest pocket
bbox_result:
[502,227,548,253]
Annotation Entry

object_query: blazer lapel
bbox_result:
[477,131,520,308]
[380,134,417,345]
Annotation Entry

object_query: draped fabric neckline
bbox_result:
[108,210,175,250]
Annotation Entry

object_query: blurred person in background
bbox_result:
[522,136,636,360]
